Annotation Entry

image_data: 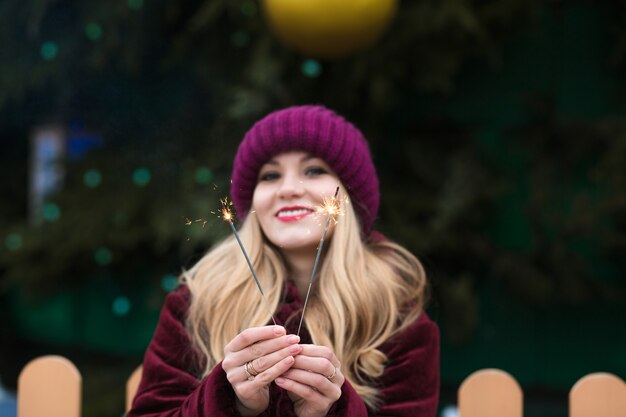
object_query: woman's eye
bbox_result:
[259,171,280,181]
[305,167,327,176]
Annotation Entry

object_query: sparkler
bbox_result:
[220,198,277,325]
[297,187,341,337]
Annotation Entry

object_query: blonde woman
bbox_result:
[128,105,439,417]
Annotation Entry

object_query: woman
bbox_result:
[128,105,439,417]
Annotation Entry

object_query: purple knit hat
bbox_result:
[230,105,379,237]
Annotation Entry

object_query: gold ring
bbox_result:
[326,367,337,381]
[244,362,255,381]
[245,360,260,377]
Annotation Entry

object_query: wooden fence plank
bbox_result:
[570,372,626,417]
[458,368,523,417]
[126,365,143,413]
[17,355,81,417]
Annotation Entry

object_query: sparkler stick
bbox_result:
[297,187,340,337]
[221,199,277,325]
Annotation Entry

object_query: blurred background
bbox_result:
[1,0,626,416]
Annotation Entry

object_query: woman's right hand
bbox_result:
[222,325,302,417]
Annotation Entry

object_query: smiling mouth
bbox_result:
[276,208,314,221]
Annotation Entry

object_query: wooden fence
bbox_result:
[16,355,626,417]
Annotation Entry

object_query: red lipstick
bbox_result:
[275,206,314,222]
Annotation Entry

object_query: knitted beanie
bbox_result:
[230,105,379,236]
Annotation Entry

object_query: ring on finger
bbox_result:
[243,362,258,381]
[244,363,255,381]
[243,361,259,381]
[326,367,338,381]
[247,360,260,376]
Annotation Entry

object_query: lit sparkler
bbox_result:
[220,198,277,325]
[297,187,341,336]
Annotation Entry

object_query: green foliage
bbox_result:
[1,0,626,346]
[2,5,626,416]
[0,141,228,295]
[0,0,542,288]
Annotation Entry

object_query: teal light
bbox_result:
[40,41,59,61]
[42,203,61,222]
[83,169,102,188]
[127,0,144,10]
[230,31,250,48]
[85,22,103,41]
[112,296,131,316]
[301,59,322,78]
[132,167,151,187]
[240,0,257,17]
[5,233,22,251]
[194,167,213,184]
[161,274,178,292]
[94,247,113,266]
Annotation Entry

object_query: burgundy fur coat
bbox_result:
[128,282,439,417]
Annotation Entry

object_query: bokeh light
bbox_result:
[161,274,178,292]
[132,167,151,187]
[83,169,102,188]
[40,41,59,60]
[112,296,131,316]
[42,203,61,222]
[194,167,213,184]
[85,22,103,41]
[5,233,22,251]
[301,59,322,78]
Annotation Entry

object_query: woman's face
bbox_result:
[252,151,340,253]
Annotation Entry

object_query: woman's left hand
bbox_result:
[274,344,345,417]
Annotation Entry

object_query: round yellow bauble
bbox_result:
[262,0,398,59]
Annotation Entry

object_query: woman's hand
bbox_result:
[274,344,345,417]
[222,326,302,417]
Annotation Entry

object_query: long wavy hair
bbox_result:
[183,193,427,409]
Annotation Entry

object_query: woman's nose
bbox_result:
[277,174,304,199]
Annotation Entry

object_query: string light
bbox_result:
[302,59,322,78]
[161,274,178,292]
[85,22,103,41]
[42,203,61,222]
[132,167,151,187]
[84,169,102,188]
[5,233,22,251]
[40,41,58,60]
[112,296,131,316]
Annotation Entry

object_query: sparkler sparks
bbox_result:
[220,198,234,222]
[195,218,208,227]
[220,197,277,325]
[315,191,344,223]
[297,186,340,336]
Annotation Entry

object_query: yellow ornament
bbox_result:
[262,0,398,59]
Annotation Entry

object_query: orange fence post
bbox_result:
[458,368,523,417]
[569,372,626,417]
[126,365,143,413]
[17,355,81,417]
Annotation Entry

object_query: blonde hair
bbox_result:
[183,196,427,409]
